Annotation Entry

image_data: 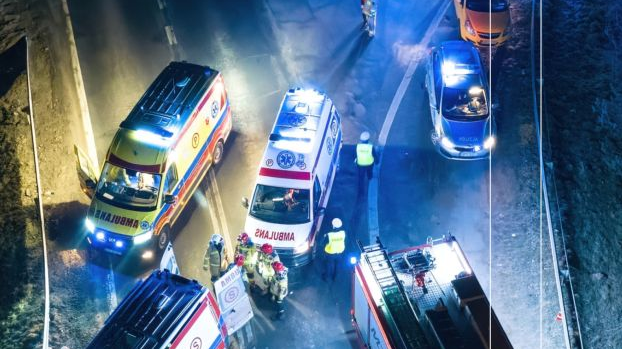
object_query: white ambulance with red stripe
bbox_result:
[86,269,228,349]
[243,88,342,267]
[75,62,232,259]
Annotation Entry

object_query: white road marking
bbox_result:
[368,0,452,242]
[164,25,178,46]
[207,170,234,261]
[61,0,99,169]
[106,257,118,311]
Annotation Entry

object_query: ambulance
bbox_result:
[242,88,342,267]
[75,61,232,259]
[86,269,228,349]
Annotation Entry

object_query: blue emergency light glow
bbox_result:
[350,256,358,265]
[95,232,105,242]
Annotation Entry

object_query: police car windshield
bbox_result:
[442,86,488,120]
[249,185,310,224]
[96,162,162,211]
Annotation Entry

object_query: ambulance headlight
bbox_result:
[133,230,153,245]
[115,241,124,248]
[85,218,95,233]
[293,241,310,254]
[349,256,358,265]
[95,231,105,242]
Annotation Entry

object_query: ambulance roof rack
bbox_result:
[269,88,327,153]
[85,269,205,349]
[358,240,431,349]
[120,61,218,141]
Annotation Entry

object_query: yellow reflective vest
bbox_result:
[356,143,374,166]
[324,230,346,254]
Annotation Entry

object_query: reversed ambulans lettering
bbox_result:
[244,88,342,267]
[76,62,233,258]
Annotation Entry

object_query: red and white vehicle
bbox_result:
[86,269,227,349]
[352,236,514,349]
[243,88,342,267]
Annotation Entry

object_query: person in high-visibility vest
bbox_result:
[321,218,346,281]
[355,131,375,181]
[203,234,228,282]
[269,261,288,321]
[235,232,258,287]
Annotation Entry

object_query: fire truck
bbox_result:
[86,269,227,349]
[352,236,514,349]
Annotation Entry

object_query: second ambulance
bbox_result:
[243,88,342,267]
[76,62,232,259]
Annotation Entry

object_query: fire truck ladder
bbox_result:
[361,242,431,349]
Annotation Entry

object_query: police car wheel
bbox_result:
[158,227,170,251]
[213,140,224,165]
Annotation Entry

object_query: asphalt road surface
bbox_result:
[69,0,521,347]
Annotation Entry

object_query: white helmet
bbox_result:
[360,131,370,143]
[210,234,224,245]
[332,218,343,229]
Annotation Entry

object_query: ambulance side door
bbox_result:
[73,145,98,199]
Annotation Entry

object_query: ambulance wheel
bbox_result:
[157,226,171,252]
[212,140,224,165]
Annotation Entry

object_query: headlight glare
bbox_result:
[95,232,105,242]
[484,136,496,149]
[85,218,95,233]
[133,230,153,245]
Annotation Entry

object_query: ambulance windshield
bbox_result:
[249,185,310,224]
[96,162,162,211]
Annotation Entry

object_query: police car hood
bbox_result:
[441,117,490,147]
[244,215,311,249]
[87,199,157,237]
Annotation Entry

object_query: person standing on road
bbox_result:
[203,234,228,282]
[255,243,279,295]
[269,261,288,321]
[361,0,373,29]
[355,131,376,189]
[321,218,346,281]
[235,232,258,288]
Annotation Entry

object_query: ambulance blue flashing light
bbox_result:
[134,129,173,147]
[350,255,358,265]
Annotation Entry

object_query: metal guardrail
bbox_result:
[530,2,583,348]
[25,36,50,349]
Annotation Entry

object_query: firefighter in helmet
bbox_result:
[269,261,288,321]
[255,243,280,295]
[235,232,258,287]
[203,234,228,282]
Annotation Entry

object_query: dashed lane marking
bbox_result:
[368,0,452,243]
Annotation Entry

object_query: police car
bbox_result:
[425,41,496,160]
[242,88,342,267]
[75,62,233,259]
